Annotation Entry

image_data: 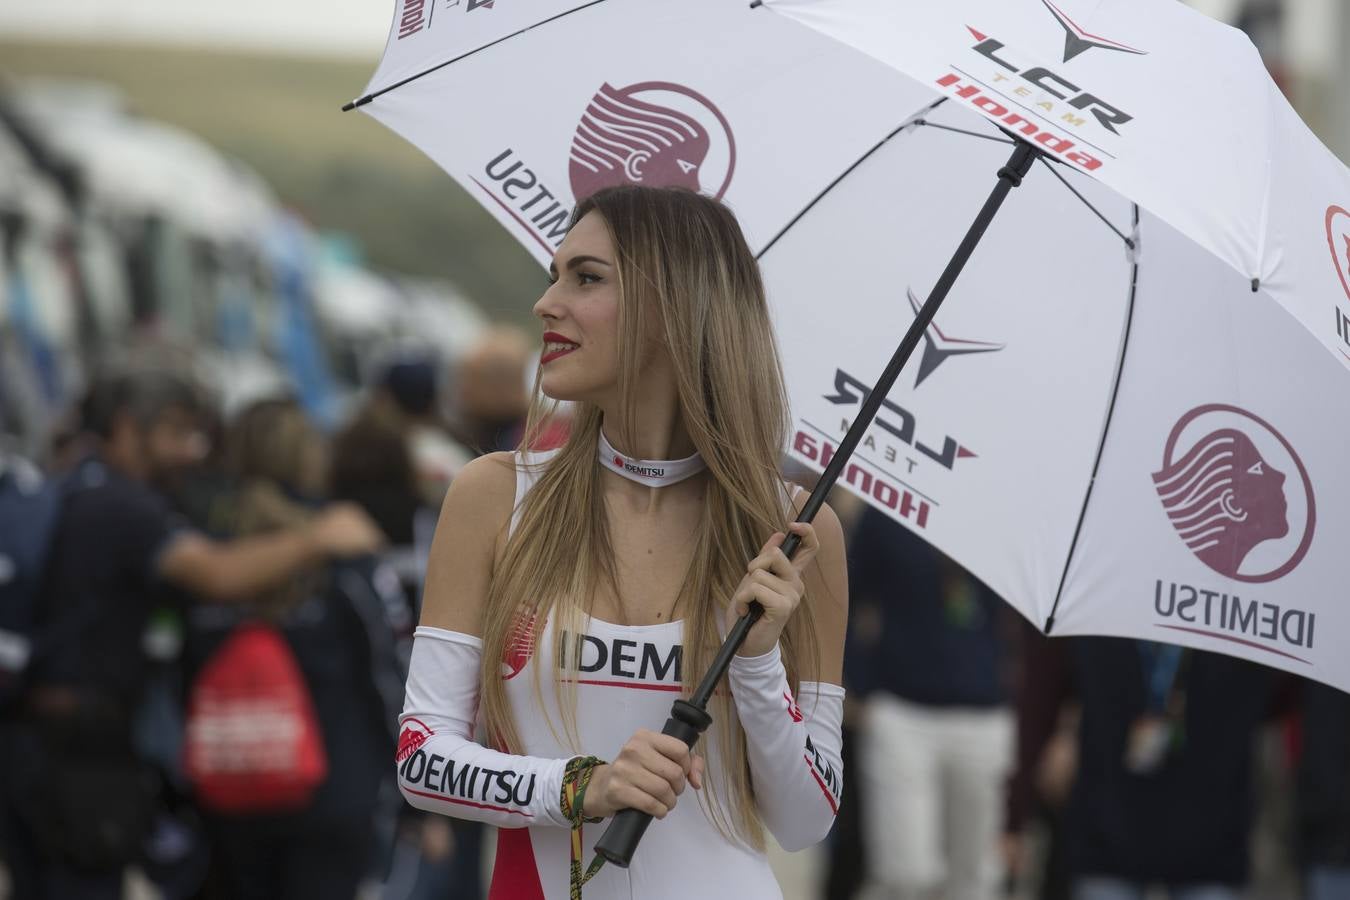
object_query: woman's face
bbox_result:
[532,211,622,403]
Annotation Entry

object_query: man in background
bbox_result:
[1,367,384,900]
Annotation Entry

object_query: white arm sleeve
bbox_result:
[397,626,571,828]
[728,645,845,851]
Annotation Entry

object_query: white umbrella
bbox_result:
[346,0,1350,863]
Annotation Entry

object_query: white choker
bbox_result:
[598,430,706,488]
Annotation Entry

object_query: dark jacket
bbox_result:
[844,507,1009,707]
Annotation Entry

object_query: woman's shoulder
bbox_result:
[436,452,517,525]
[451,450,517,489]
[438,448,564,523]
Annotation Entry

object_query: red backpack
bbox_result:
[183,623,328,814]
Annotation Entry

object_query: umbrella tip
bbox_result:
[749,0,763,7]
[1250,278,1260,293]
[342,95,373,113]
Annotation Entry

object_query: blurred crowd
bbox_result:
[0,74,545,897]
[0,341,546,900]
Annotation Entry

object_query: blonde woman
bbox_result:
[397,186,848,900]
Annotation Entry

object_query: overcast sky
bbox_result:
[0,0,391,57]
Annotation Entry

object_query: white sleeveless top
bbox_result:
[489,450,782,900]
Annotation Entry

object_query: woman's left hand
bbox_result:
[728,522,820,659]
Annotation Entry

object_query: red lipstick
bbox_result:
[541,331,579,364]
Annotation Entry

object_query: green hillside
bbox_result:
[0,39,543,322]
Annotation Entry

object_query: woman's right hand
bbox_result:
[583,730,704,820]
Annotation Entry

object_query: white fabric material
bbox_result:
[728,645,845,852]
[859,695,1013,899]
[396,626,571,828]
[597,429,707,488]
[509,448,561,538]
[502,614,786,900]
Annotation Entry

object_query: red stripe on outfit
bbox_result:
[803,755,839,815]
[490,827,548,900]
[567,678,684,692]
[401,787,533,818]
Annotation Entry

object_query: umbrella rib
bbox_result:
[755,98,946,260]
[342,0,611,111]
[914,120,1014,146]
[1037,157,1135,250]
[1043,203,1141,634]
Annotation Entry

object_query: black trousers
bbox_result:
[203,813,374,900]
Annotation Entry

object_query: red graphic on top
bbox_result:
[397,718,434,763]
[502,613,537,680]
[785,692,803,723]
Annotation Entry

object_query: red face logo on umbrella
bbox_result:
[1326,205,1350,306]
[568,81,736,202]
[1152,405,1315,583]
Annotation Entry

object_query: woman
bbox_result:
[398,186,848,899]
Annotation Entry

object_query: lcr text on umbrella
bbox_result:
[791,431,931,531]
[935,73,1106,173]
[970,32,1134,135]
[823,368,974,471]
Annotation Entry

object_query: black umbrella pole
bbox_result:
[594,138,1040,868]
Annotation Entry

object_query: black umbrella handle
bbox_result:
[593,699,714,866]
[594,138,1040,870]
[594,531,805,868]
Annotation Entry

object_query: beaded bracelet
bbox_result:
[560,755,607,899]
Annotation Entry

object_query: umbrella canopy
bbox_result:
[349,0,1350,691]
[763,0,1350,372]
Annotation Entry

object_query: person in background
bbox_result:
[334,376,489,900]
[1297,681,1350,900]
[195,396,405,900]
[451,325,534,454]
[1009,632,1277,900]
[845,506,1015,900]
[0,369,384,900]
[372,351,474,507]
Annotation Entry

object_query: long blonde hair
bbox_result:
[479,186,818,847]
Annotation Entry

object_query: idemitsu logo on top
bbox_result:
[475,80,734,257]
[1152,404,1315,583]
[1326,205,1350,359]
[568,81,736,202]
